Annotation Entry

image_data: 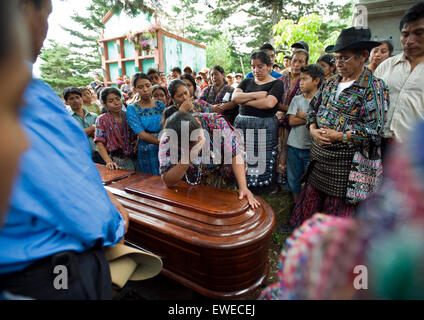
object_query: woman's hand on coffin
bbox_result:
[239,187,260,209]
[106,161,120,170]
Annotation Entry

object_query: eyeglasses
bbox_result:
[334,55,358,64]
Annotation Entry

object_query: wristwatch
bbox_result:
[342,132,348,143]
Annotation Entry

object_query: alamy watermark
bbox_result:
[160,125,268,175]
[353,265,368,290]
[53,265,68,290]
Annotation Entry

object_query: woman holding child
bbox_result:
[95,87,137,170]
[126,73,166,175]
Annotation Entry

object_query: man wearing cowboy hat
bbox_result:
[290,27,389,228]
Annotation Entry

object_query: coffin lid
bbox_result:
[124,174,249,216]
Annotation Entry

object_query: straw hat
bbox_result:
[198,68,210,75]
[104,243,163,289]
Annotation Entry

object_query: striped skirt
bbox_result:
[234,115,279,195]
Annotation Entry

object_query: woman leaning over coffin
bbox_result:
[159,108,260,209]
[231,50,284,195]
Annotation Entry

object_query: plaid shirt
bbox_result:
[306,68,389,150]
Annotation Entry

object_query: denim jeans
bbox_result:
[286,145,310,194]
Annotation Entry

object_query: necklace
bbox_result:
[185,165,202,186]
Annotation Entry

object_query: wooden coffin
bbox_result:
[98,166,276,299]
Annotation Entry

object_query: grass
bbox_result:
[261,189,294,247]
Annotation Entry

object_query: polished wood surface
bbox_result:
[95,164,135,185]
[98,166,276,299]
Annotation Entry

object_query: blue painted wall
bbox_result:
[163,35,206,74]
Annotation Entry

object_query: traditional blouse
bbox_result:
[280,74,301,107]
[159,113,242,186]
[199,84,234,104]
[126,100,166,135]
[306,68,389,147]
[94,112,136,157]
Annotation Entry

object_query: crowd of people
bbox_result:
[0,0,424,300]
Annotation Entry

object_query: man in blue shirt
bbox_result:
[0,0,128,299]
[245,43,283,79]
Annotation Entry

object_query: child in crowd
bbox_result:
[286,64,324,202]
[152,85,168,107]
[126,73,166,175]
[80,86,102,115]
[64,87,104,164]
[95,88,137,171]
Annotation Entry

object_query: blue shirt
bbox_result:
[126,101,165,134]
[245,70,283,79]
[0,79,125,274]
[70,109,98,153]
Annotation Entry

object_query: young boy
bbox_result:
[286,64,324,202]
[64,87,104,164]
[80,86,102,115]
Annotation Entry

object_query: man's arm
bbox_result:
[84,125,95,137]
[106,190,129,234]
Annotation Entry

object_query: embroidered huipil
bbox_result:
[280,74,301,108]
[199,84,234,104]
[94,112,136,157]
[306,68,389,151]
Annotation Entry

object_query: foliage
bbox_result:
[273,14,323,63]
[205,33,251,74]
[273,1,354,64]
[206,37,232,72]
[60,0,111,75]
[39,41,92,95]
[208,0,348,52]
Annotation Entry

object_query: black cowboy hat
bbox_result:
[325,27,381,53]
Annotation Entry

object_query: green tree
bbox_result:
[273,14,323,63]
[273,1,354,64]
[60,0,111,75]
[208,0,347,51]
[206,33,250,74]
[206,35,233,72]
[39,41,92,95]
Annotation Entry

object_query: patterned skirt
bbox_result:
[306,140,355,198]
[290,141,357,227]
[234,115,279,195]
